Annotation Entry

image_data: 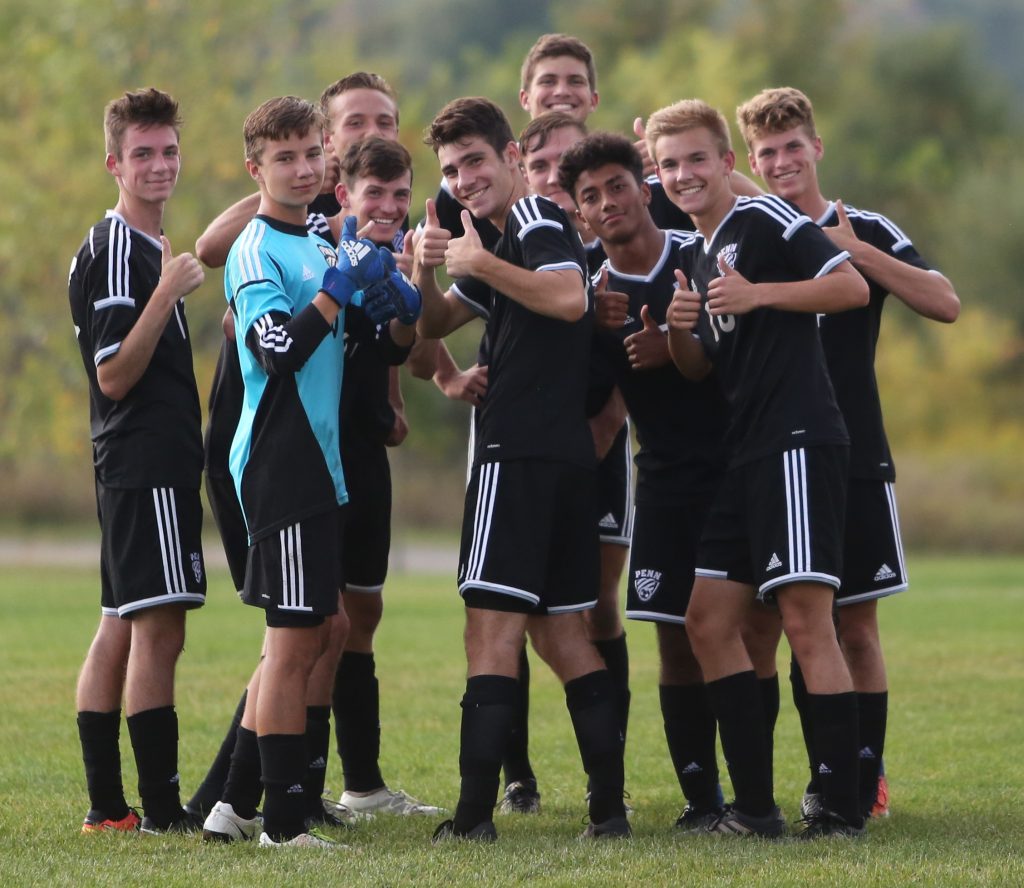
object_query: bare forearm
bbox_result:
[196,192,260,268]
[467,254,585,321]
[96,289,179,401]
[757,262,868,314]
[667,329,711,380]
[849,244,960,323]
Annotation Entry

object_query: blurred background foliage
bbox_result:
[1,0,1021,549]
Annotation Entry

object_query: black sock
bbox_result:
[126,706,182,826]
[78,709,129,818]
[303,705,331,813]
[222,725,262,820]
[566,670,625,824]
[659,683,720,810]
[705,671,774,817]
[453,674,518,834]
[187,690,246,816]
[790,655,817,791]
[259,733,307,841]
[808,691,862,826]
[501,646,535,787]
[594,634,631,744]
[760,672,780,770]
[857,691,887,816]
[332,651,384,792]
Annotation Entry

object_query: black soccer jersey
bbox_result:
[675,195,850,466]
[451,194,595,468]
[68,211,203,489]
[816,202,932,481]
[594,230,729,485]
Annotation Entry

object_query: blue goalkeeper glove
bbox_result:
[361,249,422,326]
[319,215,388,308]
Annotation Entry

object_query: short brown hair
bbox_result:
[425,97,515,157]
[339,136,412,186]
[521,33,597,92]
[243,96,324,164]
[736,87,817,152]
[646,99,732,161]
[319,72,399,125]
[558,132,643,203]
[104,88,181,159]
[518,111,586,158]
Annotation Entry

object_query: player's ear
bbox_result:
[105,153,119,176]
[503,140,520,168]
[588,90,599,114]
[335,180,350,209]
[640,179,652,206]
[245,158,262,183]
[519,88,531,113]
[813,136,824,162]
[723,149,736,176]
[575,208,591,232]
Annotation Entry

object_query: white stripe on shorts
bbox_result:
[783,449,811,574]
[466,462,500,583]
[153,488,187,595]
[279,524,307,610]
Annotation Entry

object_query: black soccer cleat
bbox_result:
[140,807,203,835]
[707,804,786,838]
[795,808,865,840]
[675,803,724,833]
[497,779,541,815]
[582,815,632,839]
[431,818,498,844]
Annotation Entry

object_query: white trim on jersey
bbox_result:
[94,295,136,311]
[153,488,189,596]
[237,220,267,283]
[279,524,311,611]
[512,195,564,239]
[254,313,293,354]
[451,281,490,320]
[306,212,332,239]
[106,216,131,305]
[94,341,122,366]
[536,259,586,281]
[733,194,812,241]
[465,462,500,584]
[815,250,852,278]
[833,203,913,253]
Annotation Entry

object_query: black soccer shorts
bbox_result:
[338,444,391,594]
[596,422,633,547]
[836,479,907,605]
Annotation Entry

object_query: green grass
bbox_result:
[1,556,1022,886]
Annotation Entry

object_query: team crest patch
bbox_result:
[190,552,203,584]
[317,244,338,267]
[716,243,738,272]
[634,568,662,603]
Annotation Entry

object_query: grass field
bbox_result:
[1,555,1022,886]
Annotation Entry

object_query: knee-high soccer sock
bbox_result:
[857,691,887,817]
[566,670,626,825]
[808,691,862,826]
[454,674,518,833]
[186,690,246,816]
[332,651,384,792]
[760,672,780,767]
[705,671,775,817]
[222,725,262,819]
[303,705,331,815]
[660,683,720,810]
[790,655,818,792]
[78,709,130,819]
[594,634,631,744]
[259,733,307,841]
[501,646,535,787]
[126,706,182,826]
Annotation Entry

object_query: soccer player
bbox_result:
[735,86,960,820]
[651,99,870,838]
[415,97,628,842]
[558,131,731,829]
[69,88,207,835]
[213,95,388,848]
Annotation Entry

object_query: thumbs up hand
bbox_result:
[414,198,451,270]
[394,229,415,277]
[594,267,629,329]
[667,268,701,331]
[624,304,670,370]
[707,253,756,315]
[444,210,484,278]
[159,235,204,302]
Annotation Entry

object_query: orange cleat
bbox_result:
[82,808,141,833]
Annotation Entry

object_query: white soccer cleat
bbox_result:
[339,787,444,816]
[258,828,340,848]
[202,801,260,843]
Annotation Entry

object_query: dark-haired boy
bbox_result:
[650,99,869,838]
[735,86,960,821]
[559,131,732,829]
[69,88,206,835]
[415,97,628,842]
[215,95,387,848]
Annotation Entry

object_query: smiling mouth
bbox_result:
[676,184,704,196]
[546,102,577,112]
[461,186,488,202]
[370,217,397,226]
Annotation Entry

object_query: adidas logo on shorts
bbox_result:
[874,563,897,582]
[598,512,618,530]
[766,553,783,572]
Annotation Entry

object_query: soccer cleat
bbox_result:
[139,808,203,835]
[340,787,443,816]
[582,815,632,839]
[202,801,259,843]
[431,819,498,843]
[707,804,786,838]
[796,808,866,839]
[497,780,541,815]
[81,808,141,834]
[307,795,356,829]
[801,789,824,819]
[674,804,724,833]
[870,774,890,818]
[258,827,340,848]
